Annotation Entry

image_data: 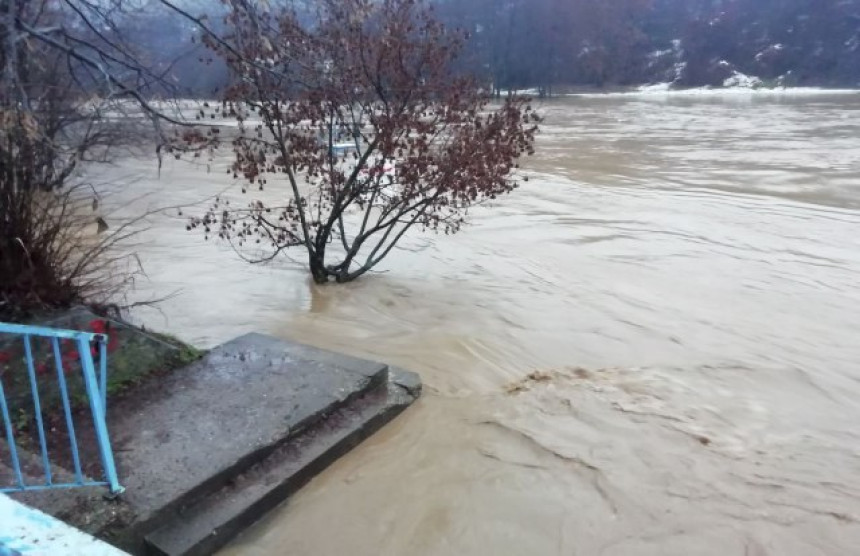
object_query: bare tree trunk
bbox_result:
[308,253,329,284]
[5,0,22,198]
[4,0,16,91]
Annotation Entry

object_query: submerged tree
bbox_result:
[182,0,540,283]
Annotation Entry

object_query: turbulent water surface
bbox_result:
[104,92,860,555]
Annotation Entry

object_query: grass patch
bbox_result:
[0,307,204,439]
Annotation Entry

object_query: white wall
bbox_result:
[0,494,128,556]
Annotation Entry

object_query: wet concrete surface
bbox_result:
[145,378,418,556]
[113,332,388,516]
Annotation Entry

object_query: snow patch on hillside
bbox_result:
[570,84,860,98]
[723,70,763,88]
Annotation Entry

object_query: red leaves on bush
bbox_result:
[89,319,120,354]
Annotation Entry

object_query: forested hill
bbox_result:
[138,0,860,95]
[433,0,860,91]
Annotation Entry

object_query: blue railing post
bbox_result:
[51,337,83,484]
[0,377,25,489]
[76,337,123,495]
[98,338,108,410]
[23,335,52,486]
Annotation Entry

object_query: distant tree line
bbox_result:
[433,0,860,92]
[125,0,860,95]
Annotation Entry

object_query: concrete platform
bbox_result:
[6,333,420,555]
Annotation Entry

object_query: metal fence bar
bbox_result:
[50,337,84,484]
[76,337,123,494]
[3,481,109,492]
[99,339,108,410]
[0,377,24,489]
[23,335,52,486]
[0,323,101,341]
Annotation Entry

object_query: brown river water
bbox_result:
[96,92,860,555]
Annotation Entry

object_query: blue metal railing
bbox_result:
[0,323,123,494]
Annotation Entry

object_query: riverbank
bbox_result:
[2,315,420,555]
[1,308,201,480]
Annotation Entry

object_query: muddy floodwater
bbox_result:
[100,92,860,555]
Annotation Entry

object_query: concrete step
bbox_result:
[143,370,419,556]
[111,333,392,540]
